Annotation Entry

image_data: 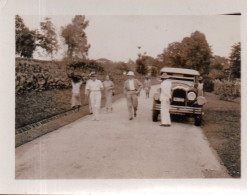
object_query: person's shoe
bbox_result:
[134,112,137,117]
[160,124,171,127]
[129,117,133,120]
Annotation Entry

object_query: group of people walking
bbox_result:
[70,70,172,126]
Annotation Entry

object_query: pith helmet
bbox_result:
[127,71,135,76]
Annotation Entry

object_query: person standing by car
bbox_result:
[123,71,143,120]
[197,76,204,96]
[160,73,172,127]
[143,76,151,98]
[85,72,104,121]
[103,75,114,113]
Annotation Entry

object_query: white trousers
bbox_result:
[90,91,101,120]
[161,99,171,125]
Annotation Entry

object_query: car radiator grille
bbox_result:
[171,89,186,106]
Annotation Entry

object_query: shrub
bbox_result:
[213,79,241,101]
[203,78,214,92]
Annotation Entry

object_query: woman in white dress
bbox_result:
[71,75,82,111]
[103,75,115,112]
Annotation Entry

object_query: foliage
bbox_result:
[203,77,214,92]
[117,62,131,72]
[229,42,241,78]
[15,58,103,94]
[159,31,212,75]
[61,15,90,59]
[214,79,241,101]
[150,67,158,77]
[15,15,36,58]
[37,17,59,57]
[208,55,229,80]
[136,57,148,75]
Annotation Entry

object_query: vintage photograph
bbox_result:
[15,15,240,179]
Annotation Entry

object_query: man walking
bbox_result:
[160,73,172,127]
[85,72,104,121]
[143,76,151,98]
[123,71,143,120]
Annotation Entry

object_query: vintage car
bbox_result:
[152,67,206,126]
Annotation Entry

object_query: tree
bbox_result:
[61,15,90,59]
[229,42,241,78]
[15,15,36,58]
[37,17,58,57]
[208,55,229,80]
[136,57,148,75]
[182,31,212,75]
[159,31,212,75]
[160,42,186,68]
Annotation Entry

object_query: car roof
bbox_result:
[160,67,200,76]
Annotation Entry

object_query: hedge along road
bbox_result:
[15,85,229,179]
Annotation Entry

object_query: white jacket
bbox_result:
[160,80,172,101]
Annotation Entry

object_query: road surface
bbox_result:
[15,85,229,179]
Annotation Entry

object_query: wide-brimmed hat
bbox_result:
[127,71,135,76]
[160,73,170,79]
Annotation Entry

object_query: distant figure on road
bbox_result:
[160,73,172,127]
[85,72,104,121]
[103,75,115,113]
[143,76,151,98]
[198,76,204,96]
[71,75,82,111]
[123,71,143,120]
[85,73,93,114]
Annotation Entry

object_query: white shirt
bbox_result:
[86,79,103,91]
[72,81,82,94]
[198,83,204,90]
[160,79,172,101]
[129,79,135,90]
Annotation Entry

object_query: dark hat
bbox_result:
[160,73,169,79]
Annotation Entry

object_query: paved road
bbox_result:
[15,85,229,179]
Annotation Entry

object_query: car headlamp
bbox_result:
[187,91,196,101]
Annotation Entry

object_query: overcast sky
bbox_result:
[22,15,240,62]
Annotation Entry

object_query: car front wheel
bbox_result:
[194,115,202,126]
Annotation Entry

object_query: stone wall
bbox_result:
[15,58,104,94]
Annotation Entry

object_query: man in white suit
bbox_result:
[85,72,104,121]
[160,73,172,127]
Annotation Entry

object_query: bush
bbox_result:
[214,79,241,101]
[203,78,214,92]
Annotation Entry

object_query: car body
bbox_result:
[152,67,206,126]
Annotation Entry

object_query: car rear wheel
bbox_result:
[194,115,202,126]
[152,110,159,122]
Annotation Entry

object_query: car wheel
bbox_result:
[194,115,202,126]
[152,110,159,122]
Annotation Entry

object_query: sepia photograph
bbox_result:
[14,14,241,179]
